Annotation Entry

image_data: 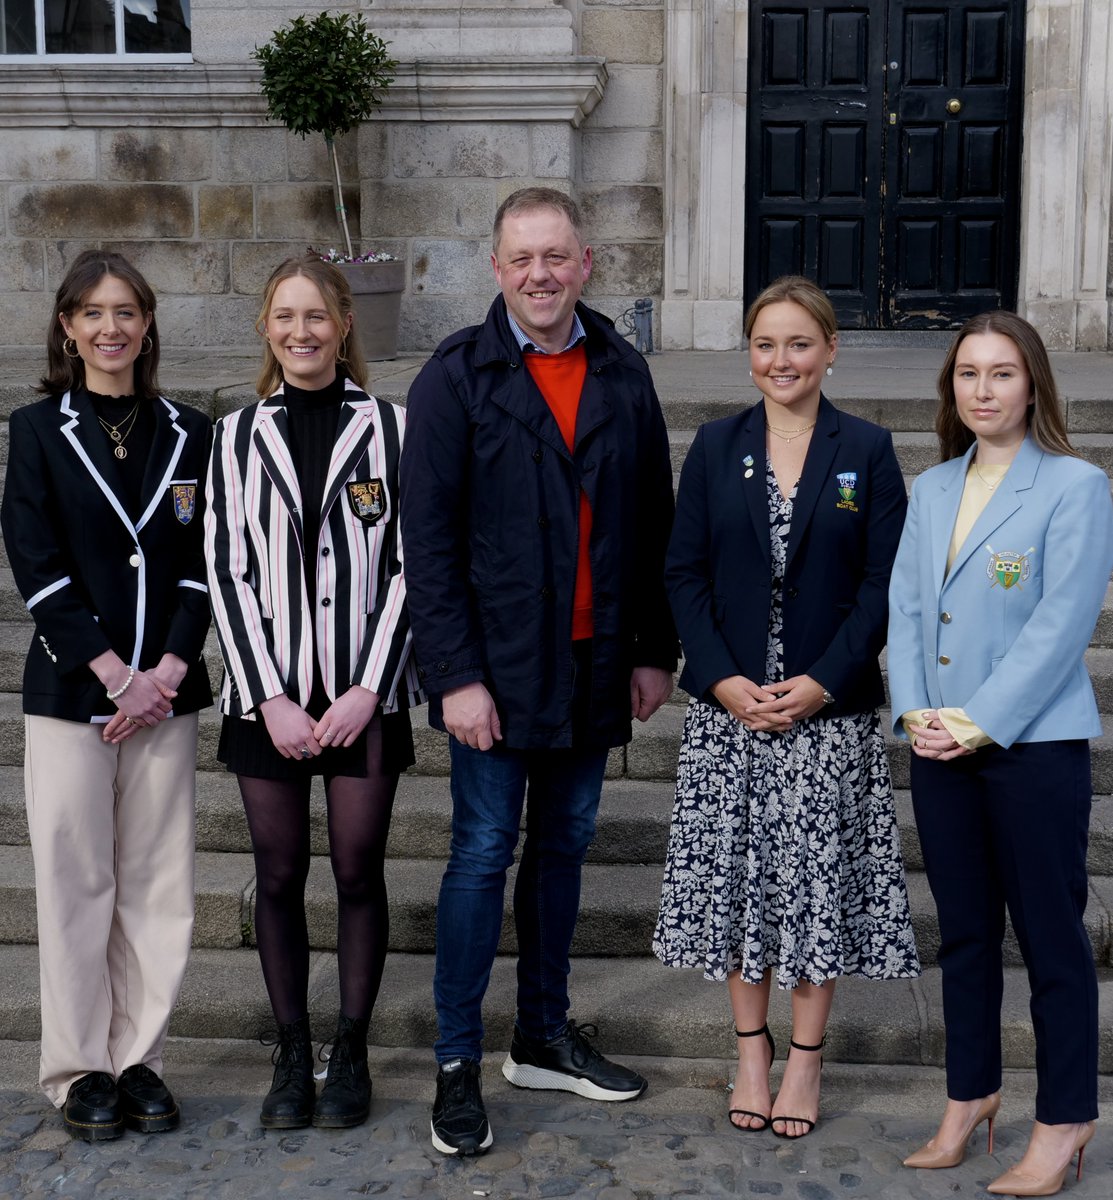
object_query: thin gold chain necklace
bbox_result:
[766,419,816,443]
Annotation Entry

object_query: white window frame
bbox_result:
[0,0,192,63]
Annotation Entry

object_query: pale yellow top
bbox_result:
[900,458,1009,750]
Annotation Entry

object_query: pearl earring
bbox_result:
[826,364,834,376]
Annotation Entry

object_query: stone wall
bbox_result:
[0,0,668,354]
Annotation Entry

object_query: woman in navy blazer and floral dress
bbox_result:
[654,277,919,1138]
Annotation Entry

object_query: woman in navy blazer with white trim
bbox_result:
[655,277,918,1140]
[889,312,1112,1195]
[1,251,212,1141]
[206,256,421,1132]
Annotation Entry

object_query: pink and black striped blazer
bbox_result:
[204,379,422,719]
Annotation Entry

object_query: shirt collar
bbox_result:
[507,310,586,355]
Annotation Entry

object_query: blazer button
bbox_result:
[128,553,141,567]
[938,654,951,665]
[321,597,331,607]
[785,586,799,600]
[437,661,449,673]
[540,586,554,600]
[322,546,330,556]
[532,449,543,463]
[537,516,549,529]
[940,612,952,624]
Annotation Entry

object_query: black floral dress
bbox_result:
[653,459,920,988]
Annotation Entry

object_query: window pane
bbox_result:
[46,0,116,54]
[124,0,190,53]
[1,0,37,54]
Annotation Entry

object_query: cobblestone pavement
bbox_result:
[0,1044,1109,1199]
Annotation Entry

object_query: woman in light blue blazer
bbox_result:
[889,311,1112,1196]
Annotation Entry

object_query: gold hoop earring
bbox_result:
[63,337,80,359]
[140,335,153,356]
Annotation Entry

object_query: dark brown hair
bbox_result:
[935,311,1076,461]
[40,250,161,398]
[255,254,367,397]
[493,187,584,254]
[744,275,838,341]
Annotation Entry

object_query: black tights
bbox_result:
[238,717,398,1024]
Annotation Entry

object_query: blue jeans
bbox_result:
[433,738,609,1063]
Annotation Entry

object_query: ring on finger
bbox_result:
[299,746,311,759]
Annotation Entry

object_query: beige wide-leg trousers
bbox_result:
[24,713,198,1107]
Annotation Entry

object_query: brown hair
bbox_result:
[935,311,1076,461]
[493,187,584,253]
[744,275,838,342]
[40,250,161,399]
[255,254,368,397]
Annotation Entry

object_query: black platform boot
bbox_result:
[313,1013,371,1128]
[260,1015,315,1129]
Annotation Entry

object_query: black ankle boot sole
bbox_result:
[123,1108,180,1134]
[260,1108,314,1130]
[312,1103,370,1129]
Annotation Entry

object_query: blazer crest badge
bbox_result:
[985,544,1034,590]
[346,479,386,525]
[836,471,859,512]
[172,483,196,525]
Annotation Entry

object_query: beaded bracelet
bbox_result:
[106,666,135,701]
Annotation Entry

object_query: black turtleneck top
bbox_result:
[82,387,155,517]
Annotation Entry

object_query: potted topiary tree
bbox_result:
[254,10,405,359]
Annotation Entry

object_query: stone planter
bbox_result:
[338,259,405,361]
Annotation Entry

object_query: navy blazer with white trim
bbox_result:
[1,389,213,721]
[666,396,907,716]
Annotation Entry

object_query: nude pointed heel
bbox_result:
[903,1092,1001,1169]
[986,1121,1095,1197]
[728,1024,776,1132]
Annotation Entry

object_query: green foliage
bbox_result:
[253,11,395,140]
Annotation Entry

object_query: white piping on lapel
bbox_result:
[136,396,188,534]
[58,390,137,539]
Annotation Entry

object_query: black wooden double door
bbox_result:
[744,1,1025,328]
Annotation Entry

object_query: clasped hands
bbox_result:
[259,686,380,759]
[711,673,827,731]
[95,651,188,745]
[906,709,973,761]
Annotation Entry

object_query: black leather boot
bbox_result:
[260,1015,315,1129]
[312,1013,371,1128]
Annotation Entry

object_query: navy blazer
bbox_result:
[666,396,907,716]
[1,389,213,721]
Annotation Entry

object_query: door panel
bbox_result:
[745,1,1024,328]
[884,2,1023,325]
[745,1,884,327]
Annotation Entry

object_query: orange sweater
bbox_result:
[523,346,593,640]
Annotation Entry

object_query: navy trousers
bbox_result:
[911,739,1097,1124]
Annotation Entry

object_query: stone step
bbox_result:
[4,766,1112,881]
[0,941,1109,1072]
[2,840,1110,968]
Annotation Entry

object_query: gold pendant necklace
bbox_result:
[974,460,999,490]
[97,400,141,460]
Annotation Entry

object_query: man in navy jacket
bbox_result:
[401,187,677,1156]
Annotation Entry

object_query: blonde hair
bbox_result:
[744,275,838,341]
[254,254,368,397]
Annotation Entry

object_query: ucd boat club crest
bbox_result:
[171,484,196,525]
[346,479,386,525]
[985,544,1034,590]
[836,471,859,512]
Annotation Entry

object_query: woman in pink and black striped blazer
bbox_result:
[205,255,422,1131]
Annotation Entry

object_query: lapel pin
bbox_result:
[743,453,754,479]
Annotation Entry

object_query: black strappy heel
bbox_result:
[771,1035,825,1139]
[728,1024,776,1132]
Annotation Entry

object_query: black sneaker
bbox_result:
[430,1058,493,1156]
[501,1020,647,1101]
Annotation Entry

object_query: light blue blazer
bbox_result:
[888,434,1113,748]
